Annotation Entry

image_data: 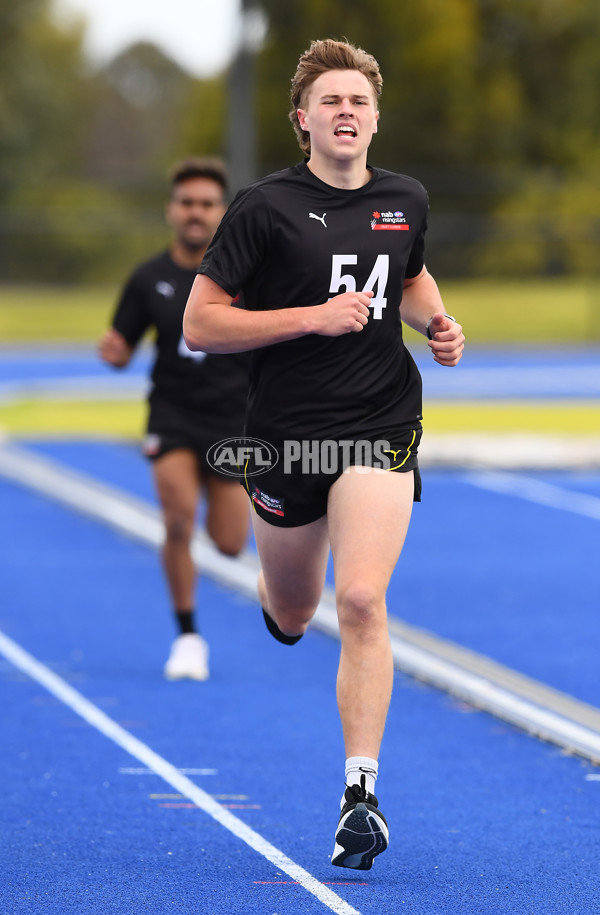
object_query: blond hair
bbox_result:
[289,38,383,156]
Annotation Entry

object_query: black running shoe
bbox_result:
[261,608,303,645]
[331,775,389,870]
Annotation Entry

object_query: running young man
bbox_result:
[183,41,464,868]
[99,158,250,682]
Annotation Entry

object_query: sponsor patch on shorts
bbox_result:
[142,433,161,456]
[251,484,285,517]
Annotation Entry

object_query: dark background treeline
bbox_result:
[1,0,599,283]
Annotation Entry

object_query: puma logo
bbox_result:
[309,212,327,228]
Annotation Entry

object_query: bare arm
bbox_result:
[98,327,134,368]
[183,274,374,354]
[400,266,464,366]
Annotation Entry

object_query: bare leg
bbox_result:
[204,474,250,556]
[327,467,414,759]
[152,449,200,610]
[252,511,330,637]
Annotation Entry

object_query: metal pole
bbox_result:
[227,0,263,194]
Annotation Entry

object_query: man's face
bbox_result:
[166,176,226,251]
[297,69,379,163]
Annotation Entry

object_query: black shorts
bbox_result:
[142,428,218,471]
[143,397,244,479]
[243,427,422,528]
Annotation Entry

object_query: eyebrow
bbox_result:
[319,93,371,102]
[173,196,220,205]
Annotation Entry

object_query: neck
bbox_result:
[170,240,207,270]
[306,153,371,190]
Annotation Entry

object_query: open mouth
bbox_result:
[334,125,357,138]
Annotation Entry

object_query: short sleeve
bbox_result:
[111,269,151,346]
[197,186,271,297]
[405,192,428,280]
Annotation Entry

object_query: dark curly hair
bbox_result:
[168,157,228,198]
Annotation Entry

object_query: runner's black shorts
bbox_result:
[142,396,245,479]
[243,427,422,528]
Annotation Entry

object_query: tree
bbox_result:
[252,0,600,275]
[2,0,599,281]
[0,10,204,283]
[255,0,600,175]
[83,42,198,193]
[0,0,90,196]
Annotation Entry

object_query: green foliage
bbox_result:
[0,0,90,193]
[474,171,600,277]
[178,77,227,161]
[254,0,600,277]
[84,42,203,191]
[0,13,215,282]
[1,0,600,283]
[0,181,170,283]
[256,0,600,175]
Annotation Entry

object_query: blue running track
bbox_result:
[2,344,600,401]
[1,345,600,913]
[2,439,600,914]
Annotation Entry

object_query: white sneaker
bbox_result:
[164,633,209,681]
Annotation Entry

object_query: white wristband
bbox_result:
[426,313,455,340]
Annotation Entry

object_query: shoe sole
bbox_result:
[331,802,389,870]
[164,669,209,681]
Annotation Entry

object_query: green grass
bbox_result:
[1,278,599,343]
[407,277,600,345]
[0,285,118,342]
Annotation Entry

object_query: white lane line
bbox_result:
[465,470,600,520]
[2,442,600,767]
[0,442,261,602]
[0,376,148,405]
[385,632,600,764]
[423,435,600,470]
[119,767,218,775]
[0,630,361,915]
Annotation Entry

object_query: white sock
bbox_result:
[342,756,379,807]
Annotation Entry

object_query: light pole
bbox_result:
[227,0,266,193]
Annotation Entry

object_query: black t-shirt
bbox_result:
[111,250,248,422]
[198,162,426,441]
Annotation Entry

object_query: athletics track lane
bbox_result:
[20,438,600,708]
[1,446,600,913]
[2,344,600,400]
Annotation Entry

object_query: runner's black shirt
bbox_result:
[111,250,248,423]
[198,162,426,440]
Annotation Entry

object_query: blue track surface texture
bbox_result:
[2,344,599,400]
[1,442,600,914]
